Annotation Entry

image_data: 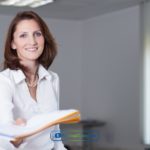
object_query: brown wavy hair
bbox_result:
[4,11,57,70]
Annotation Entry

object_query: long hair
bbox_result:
[4,11,57,70]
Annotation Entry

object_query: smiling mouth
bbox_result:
[25,47,38,51]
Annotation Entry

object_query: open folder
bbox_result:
[0,109,80,141]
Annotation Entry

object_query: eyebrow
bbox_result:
[34,30,42,32]
[15,30,42,36]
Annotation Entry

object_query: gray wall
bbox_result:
[0,5,144,149]
[45,19,83,111]
[82,6,143,149]
[0,15,13,64]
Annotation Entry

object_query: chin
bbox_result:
[27,54,42,59]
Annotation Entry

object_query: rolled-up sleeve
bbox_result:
[0,74,14,124]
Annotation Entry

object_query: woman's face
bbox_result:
[11,19,45,63]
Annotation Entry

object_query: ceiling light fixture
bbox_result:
[0,0,54,8]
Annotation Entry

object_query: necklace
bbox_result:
[26,75,39,88]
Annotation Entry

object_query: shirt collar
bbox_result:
[12,64,52,84]
[38,64,52,81]
[12,69,26,84]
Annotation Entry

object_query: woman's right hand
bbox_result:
[15,118,26,126]
[10,138,24,148]
[10,118,26,148]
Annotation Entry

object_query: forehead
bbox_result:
[15,19,41,32]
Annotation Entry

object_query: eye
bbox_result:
[35,31,42,37]
[19,34,27,38]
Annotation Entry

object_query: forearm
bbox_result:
[10,118,26,148]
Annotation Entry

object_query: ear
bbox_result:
[11,41,16,49]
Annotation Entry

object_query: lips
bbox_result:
[25,47,38,52]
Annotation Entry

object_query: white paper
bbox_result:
[0,109,79,140]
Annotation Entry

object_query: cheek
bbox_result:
[40,39,45,46]
[14,44,22,51]
[41,41,45,47]
[13,40,26,49]
[38,40,44,50]
[39,36,45,44]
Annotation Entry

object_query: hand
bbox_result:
[15,118,26,126]
[10,138,24,148]
[10,118,26,147]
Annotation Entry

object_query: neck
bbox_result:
[21,60,38,74]
[21,60,39,83]
[25,70,39,88]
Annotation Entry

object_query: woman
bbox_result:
[0,11,67,150]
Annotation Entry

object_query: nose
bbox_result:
[29,35,37,45]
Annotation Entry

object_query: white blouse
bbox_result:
[0,65,66,150]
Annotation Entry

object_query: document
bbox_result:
[0,109,80,141]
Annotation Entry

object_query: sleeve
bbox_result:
[0,75,14,124]
[52,73,67,150]
[52,72,60,109]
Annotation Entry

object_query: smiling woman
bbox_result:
[11,19,45,64]
[0,11,67,150]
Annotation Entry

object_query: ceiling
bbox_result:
[0,0,144,20]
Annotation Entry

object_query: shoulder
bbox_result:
[0,69,14,90]
[0,69,12,83]
[48,69,59,81]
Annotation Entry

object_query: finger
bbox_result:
[15,118,26,125]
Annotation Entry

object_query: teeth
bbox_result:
[25,47,37,51]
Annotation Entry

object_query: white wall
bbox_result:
[82,5,143,149]
[0,5,144,150]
